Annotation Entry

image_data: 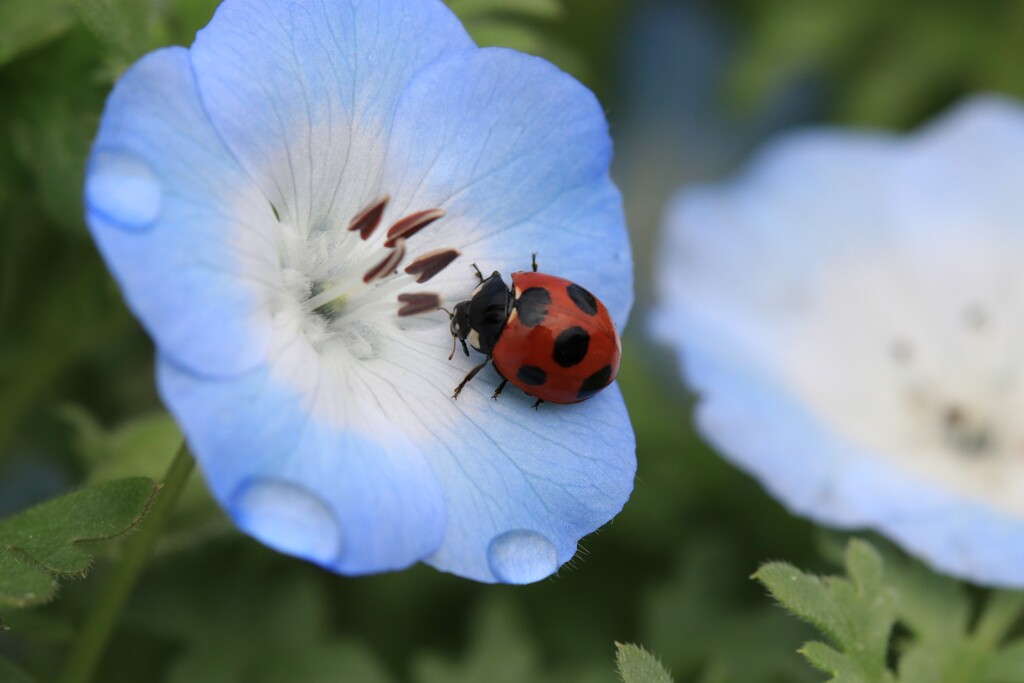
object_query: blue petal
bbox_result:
[85,48,277,378]
[381,48,633,329]
[189,0,474,233]
[158,355,446,574]
[353,324,635,583]
[428,383,635,583]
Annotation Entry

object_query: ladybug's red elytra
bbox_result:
[447,255,621,407]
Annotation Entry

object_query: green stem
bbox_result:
[973,590,1024,650]
[57,442,195,683]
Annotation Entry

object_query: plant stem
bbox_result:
[973,590,1024,650]
[57,441,195,683]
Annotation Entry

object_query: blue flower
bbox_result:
[85,0,634,583]
[652,97,1024,587]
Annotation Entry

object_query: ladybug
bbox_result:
[447,254,621,407]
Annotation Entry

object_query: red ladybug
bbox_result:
[448,255,621,407]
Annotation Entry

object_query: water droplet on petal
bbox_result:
[487,529,558,583]
[231,478,343,565]
[85,150,162,230]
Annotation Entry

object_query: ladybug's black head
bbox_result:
[448,272,512,356]
[449,301,472,341]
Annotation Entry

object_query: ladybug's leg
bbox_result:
[531,398,544,410]
[491,378,509,400]
[452,356,491,399]
[461,339,470,357]
[531,252,538,272]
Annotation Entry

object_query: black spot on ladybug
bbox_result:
[517,287,552,326]
[552,326,590,368]
[567,283,598,315]
[576,365,612,400]
[517,365,547,386]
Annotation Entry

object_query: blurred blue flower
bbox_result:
[652,96,1024,587]
[84,0,634,583]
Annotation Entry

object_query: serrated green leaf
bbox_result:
[871,542,968,644]
[0,655,36,683]
[755,539,897,683]
[0,478,158,608]
[642,539,816,683]
[799,641,868,683]
[0,552,56,609]
[0,0,75,67]
[754,561,846,644]
[615,643,673,683]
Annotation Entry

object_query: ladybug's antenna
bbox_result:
[437,306,453,317]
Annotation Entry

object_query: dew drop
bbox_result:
[85,150,162,230]
[487,529,558,584]
[231,478,343,564]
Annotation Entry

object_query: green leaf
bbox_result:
[0,655,36,683]
[0,478,158,608]
[0,0,75,67]
[754,539,897,683]
[615,643,674,683]
[641,538,816,683]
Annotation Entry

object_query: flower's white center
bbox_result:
[780,245,1024,516]
[267,196,459,362]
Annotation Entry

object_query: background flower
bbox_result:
[84,0,634,584]
[652,96,1024,587]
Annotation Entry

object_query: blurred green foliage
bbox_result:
[1,0,1023,681]
[726,0,1024,127]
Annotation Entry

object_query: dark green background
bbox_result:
[2,0,1023,680]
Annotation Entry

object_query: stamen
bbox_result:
[384,208,445,247]
[347,195,390,240]
[363,238,406,283]
[404,248,461,283]
[397,292,442,317]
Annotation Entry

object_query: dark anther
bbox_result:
[404,248,461,283]
[384,208,445,247]
[397,292,442,317]
[363,238,406,283]
[348,195,390,240]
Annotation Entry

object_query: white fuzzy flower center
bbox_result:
[267,196,459,361]
[782,246,1024,516]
